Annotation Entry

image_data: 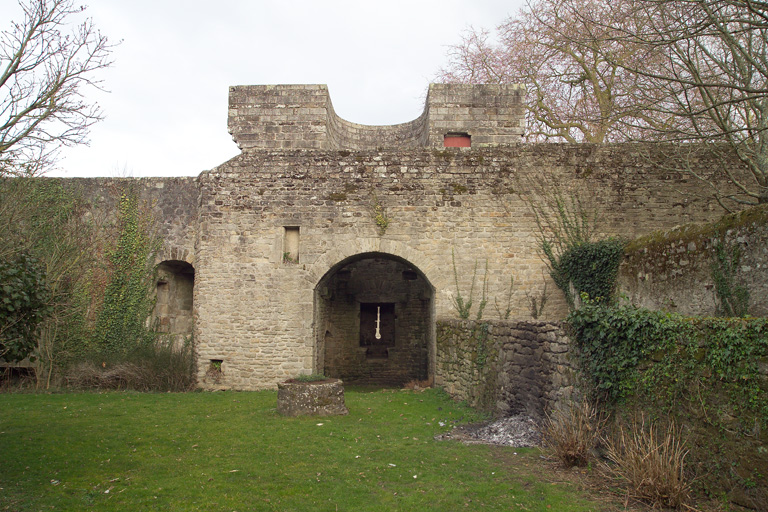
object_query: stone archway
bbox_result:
[153,260,195,345]
[313,252,434,386]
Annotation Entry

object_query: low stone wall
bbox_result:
[435,319,573,419]
[620,205,768,317]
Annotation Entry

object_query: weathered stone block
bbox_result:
[276,379,349,416]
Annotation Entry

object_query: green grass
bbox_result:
[1,388,604,511]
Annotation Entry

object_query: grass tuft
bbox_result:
[542,398,604,467]
[602,416,690,509]
[292,373,329,383]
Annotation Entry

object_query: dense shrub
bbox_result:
[544,238,624,310]
[0,253,50,362]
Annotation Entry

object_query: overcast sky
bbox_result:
[4,0,525,178]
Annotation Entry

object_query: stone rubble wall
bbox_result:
[193,144,743,389]
[435,319,573,419]
[619,205,768,316]
[59,177,199,265]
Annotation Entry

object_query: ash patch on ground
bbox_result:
[435,414,541,447]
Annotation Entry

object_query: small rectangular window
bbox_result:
[444,133,471,147]
[283,226,300,264]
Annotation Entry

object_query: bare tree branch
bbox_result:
[585,0,768,205]
[435,0,669,143]
[0,0,114,176]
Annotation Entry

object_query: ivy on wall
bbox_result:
[568,298,768,425]
[92,187,160,356]
[547,238,625,309]
[436,320,499,412]
[711,239,750,317]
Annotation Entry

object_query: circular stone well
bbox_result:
[276,378,349,416]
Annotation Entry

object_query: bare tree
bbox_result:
[576,0,768,206]
[0,0,113,176]
[436,0,667,142]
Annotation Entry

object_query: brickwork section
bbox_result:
[227,84,524,150]
[436,320,573,418]
[619,205,768,316]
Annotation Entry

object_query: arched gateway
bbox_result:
[313,252,435,386]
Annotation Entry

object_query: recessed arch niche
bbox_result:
[313,252,434,386]
[153,260,195,344]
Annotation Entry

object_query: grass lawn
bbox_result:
[1,388,614,511]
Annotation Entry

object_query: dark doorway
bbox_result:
[314,253,434,386]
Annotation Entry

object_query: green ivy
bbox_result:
[547,238,624,308]
[567,299,672,403]
[568,299,768,424]
[92,188,160,356]
[0,253,50,362]
[474,321,490,369]
[711,239,750,317]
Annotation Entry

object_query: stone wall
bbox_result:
[29,83,760,395]
[619,205,768,316]
[61,177,199,265]
[435,319,573,418]
[227,83,525,150]
[425,84,525,147]
[193,144,741,389]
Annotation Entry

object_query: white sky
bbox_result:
[4,0,524,178]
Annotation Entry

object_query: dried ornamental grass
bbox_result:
[603,417,690,509]
[543,398,605,467]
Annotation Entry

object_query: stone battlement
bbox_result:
[227,83,526,150]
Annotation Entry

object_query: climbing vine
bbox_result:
[711,239,750,317]
[520,177,622,309]
[451,250,489,320]
[92,187,160,356]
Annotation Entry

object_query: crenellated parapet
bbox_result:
[227,83,525,150]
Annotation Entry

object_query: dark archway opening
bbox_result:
[153,260,195,344]
[314,253,434,386]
